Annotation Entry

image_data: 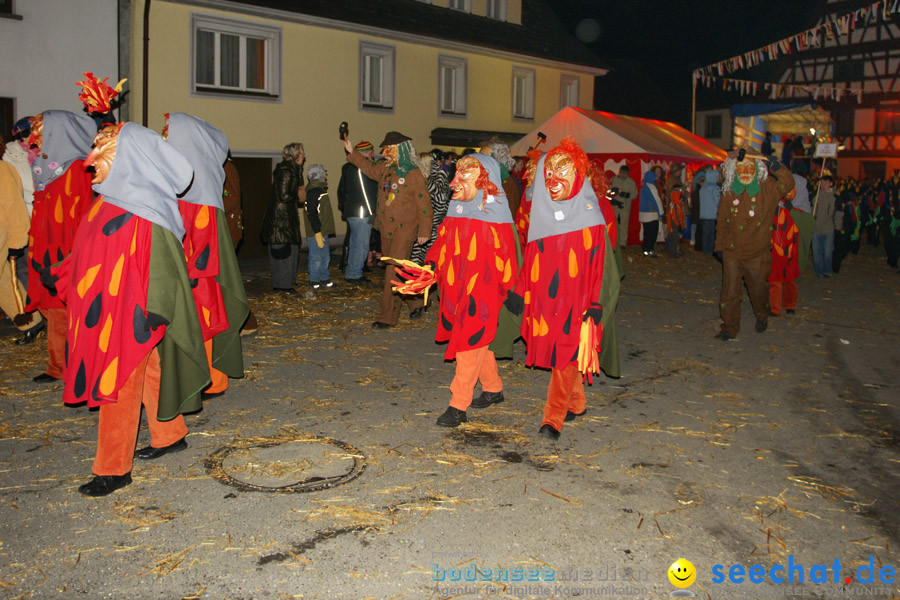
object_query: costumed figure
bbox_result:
[768,187,800,315]
[608,165,638,248]
[343,132,432,327]
[665,180,686,257]
[390,154,520,427]
[0,149,43,341]
[410,150,450,267]
[164,113,248,399]
[714,149,794,340]
[26,110,97,382]
[494,137,621,441]
[48,122,209,496]
[513,148,543,251]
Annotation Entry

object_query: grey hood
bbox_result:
[445,153,513,224]
[32,110,96,191]
[528,154,605,243]
[165,112,228,210]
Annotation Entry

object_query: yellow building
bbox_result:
[125,0,608,256]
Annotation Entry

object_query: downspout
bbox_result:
[142,0,151,126]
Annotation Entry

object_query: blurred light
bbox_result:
[809,128,817,135]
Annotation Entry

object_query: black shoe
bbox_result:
[345,277,369,285]
[201,391,225,401]
[371,321,393,329]
[786,309,795,315]
[436,406,467,427]
[470,390,504,409]
[755,319,768,333]
[16,321,46,345]
[538,424,560,440]
[715,331,735,341]
[78,473,132,497]
[134,438,187,460]
[273,287,297,294]
[769,311,780,317]
[33,373,60,383]
[409,307,426,319]
[565,410,586,422]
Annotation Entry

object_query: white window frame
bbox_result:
[359,40,396,113]
[190,13,282,101]
[512,67,535,121]
[560,74,579,109]
[448,0,471,13]
[486,0,507,21]
[438,55,467,117]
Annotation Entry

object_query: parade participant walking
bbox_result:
[812,176,837,278]
[343,132,432,327]
[609,165,637,248]
[639,169,663,257]
[499,137,621,441]
[391,154,519,427]
[261,143,305,293]
[164,113,248,399]
[768,187,800,316]
[49,122,209,496]
[26,111,96,382]
[337,141,377,284]
[715,149,794,340]
[513,149,543,251]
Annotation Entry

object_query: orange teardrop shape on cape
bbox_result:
[98,357,119,397]
[568,248,578,278]
[491,226,500,249]
[438,245,447,269]
[530,253,540,283]
[108,254,125,296]
[54,196,64,224]
[502,259,512,283]
[447,261,455,286]
[64,169,73,196]
[465,273,479,295]
[195,205,210,229]
[87,199,103,222]
[69,195,80,219]
[202,305,211,327]
[467,234,477,261]
[583,227,592,250]
[99,314,113,353]
[77,264,102,298]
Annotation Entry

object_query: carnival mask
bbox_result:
[84,124,122,184]
[784,187,797,201]
[736,160,756,186]
[161,112,170,141]
[524,150,541,188]
[381,144,398,165]
[545,152,578,201]
[28,114,43,153]
[449,156,482,203]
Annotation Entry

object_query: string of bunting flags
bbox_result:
[693,0,899,79]
[695,74,867,103]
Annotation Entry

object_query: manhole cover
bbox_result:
[205,435,365,493]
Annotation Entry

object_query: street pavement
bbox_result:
[0,243,897,600]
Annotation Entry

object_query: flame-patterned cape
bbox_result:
[492,154,621,377]
[54,123,209,419]
[770,205,800,282]
[167,113,248,376]
[26,111,96,311]
[424,154,519,360]
[513,184,533,251]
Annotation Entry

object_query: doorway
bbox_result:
[231,156,276,260]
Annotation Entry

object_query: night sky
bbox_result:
[546,0,826,126]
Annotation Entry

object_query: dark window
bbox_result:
[833,60,864,83]
[0,0,12,14]
[861,161,885,181]
[705,114,723,139]
[834,108,854,137]
[877,110,900,134]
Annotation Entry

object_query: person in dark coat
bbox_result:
[337,140,378,283]
[260,142,305,292]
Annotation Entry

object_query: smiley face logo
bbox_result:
[668,559,696,588]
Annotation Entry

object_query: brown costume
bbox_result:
[715,157,794,337]
[347,147,432,325]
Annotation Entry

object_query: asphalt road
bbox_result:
[1,243,897,600]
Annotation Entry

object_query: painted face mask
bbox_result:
[544,152,582,202]
[84,124,123,185]
[28,114,44,153]
[449,156,483,203]
[161,112,170,140]
[736,160,756,186]
[381,144,398,165]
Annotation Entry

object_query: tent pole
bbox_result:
[691,71,697,134]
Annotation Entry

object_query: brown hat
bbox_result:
[379,131,412,147]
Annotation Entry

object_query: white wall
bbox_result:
[0,0,118,119]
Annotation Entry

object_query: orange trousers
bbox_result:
[768,279,798,315]
[93,348,188,476]
[448,346,502,411]
[543,364,587,432]
[203,338,228,394]
[42,307,66,378]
